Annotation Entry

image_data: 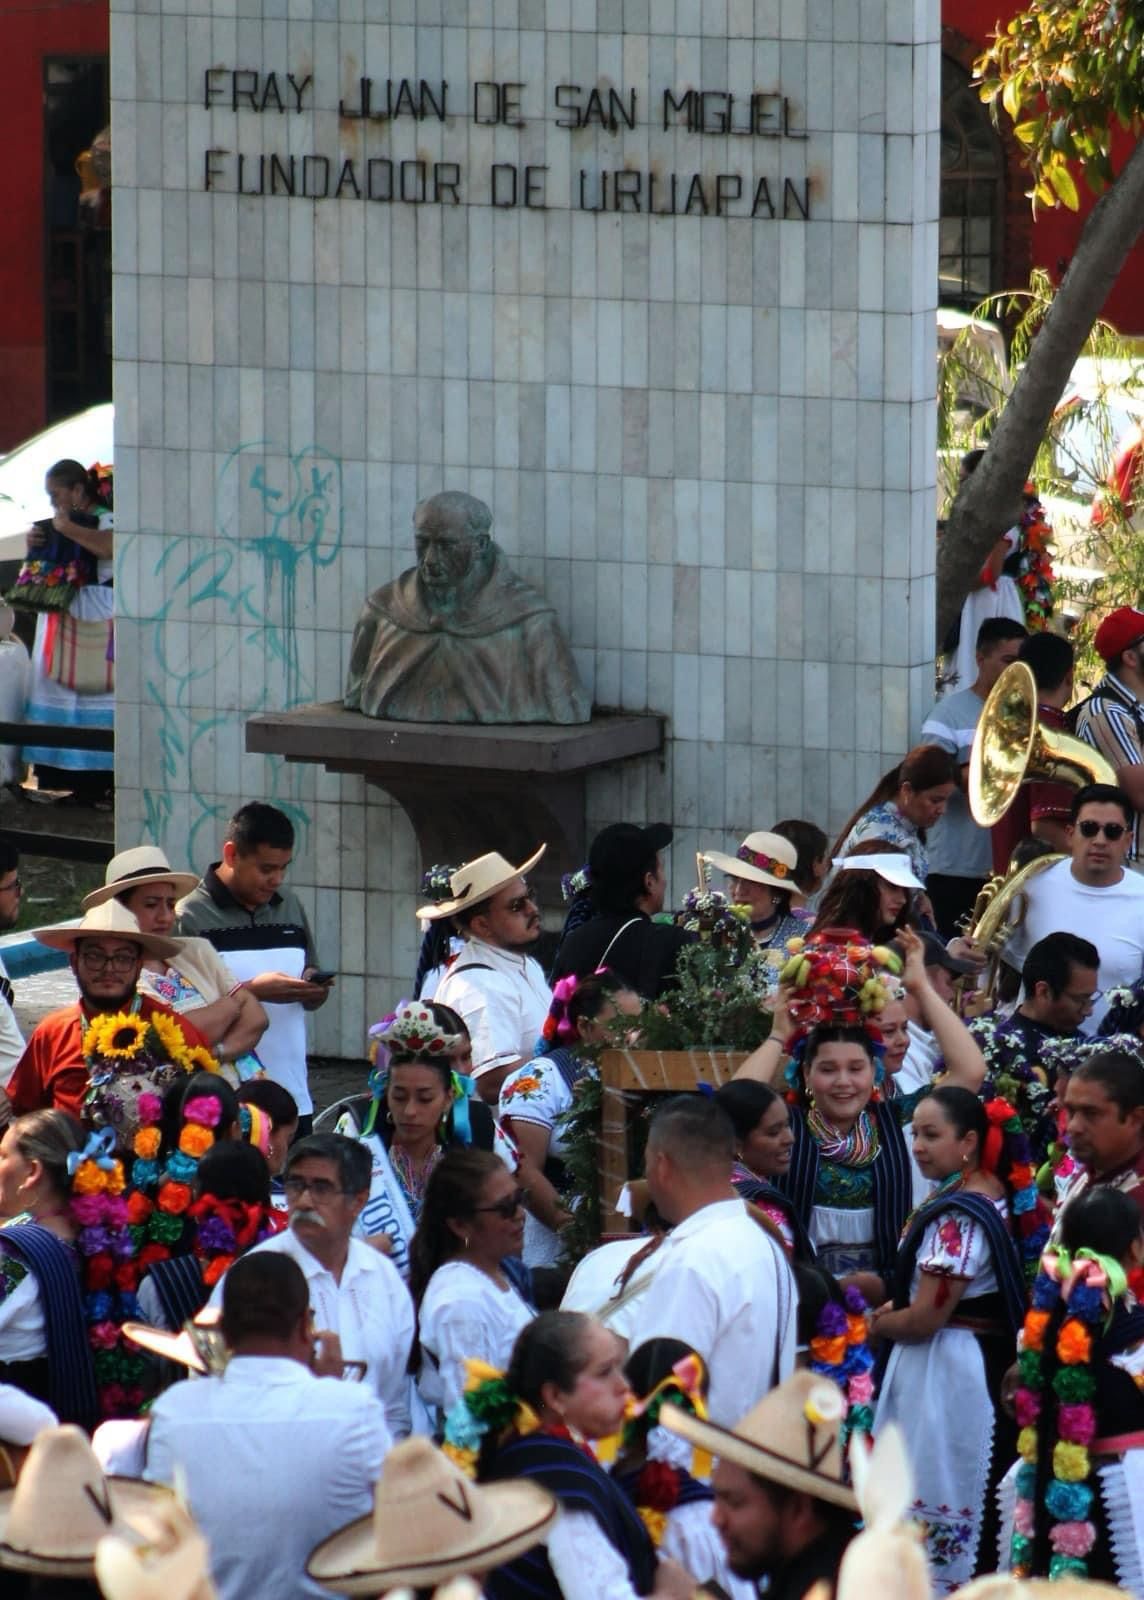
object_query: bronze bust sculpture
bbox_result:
[344,491,590,725]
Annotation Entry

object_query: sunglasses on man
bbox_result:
[1076,820,1128,841]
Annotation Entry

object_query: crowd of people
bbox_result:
[4,593,1144,1598]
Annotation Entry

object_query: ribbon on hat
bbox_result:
[67,1126,117,1178]
[737,843,789,878]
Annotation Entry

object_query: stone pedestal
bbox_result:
[246,705,664,913]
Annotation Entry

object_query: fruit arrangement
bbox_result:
[776,926,904,1041]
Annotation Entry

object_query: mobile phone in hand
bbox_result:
[308,969,337,984]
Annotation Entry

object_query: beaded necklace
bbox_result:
[807,1106,880,1166]
[389,1141,443,1215]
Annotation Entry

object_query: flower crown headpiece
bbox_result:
[369,1001,466,1066]
[621,1353,710,1463]
[777,927,903,1051]
[420,863,458,903]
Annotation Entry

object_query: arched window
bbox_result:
[939,57,1003,309]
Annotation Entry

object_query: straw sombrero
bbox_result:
[307,1436,557,1595]
[95,1494,218,1600]
[417,846,546,921]
[32,897,182,960]
[0,1425,171,1577]
[703,831,799,892]
[660,1369,858,1511]
[83,846,199,911]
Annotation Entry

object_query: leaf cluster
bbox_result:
[977,0,1144,207]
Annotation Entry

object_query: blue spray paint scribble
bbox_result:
[117,444,343,866]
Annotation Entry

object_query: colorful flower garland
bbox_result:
[68,1132,146,1419]
[981,1098,1050,1282]
[808,1284,875,1452]
[190,1191,284,1288]
[1011,1247,1124,1579]
[442,1359,541,1478]
[131,1093,221,1259]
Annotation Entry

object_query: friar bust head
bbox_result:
[413,491,497,617]
[344,490,590,726]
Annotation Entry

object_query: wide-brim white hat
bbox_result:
[704,831,799,891]
[307,1436,557,1595]
[661,1369,858,1511]
[82,846,199,910]
[32,897,182,960]
[0,1425,171,1577]
[417,846,546,921]
[95,1496,218,1600]
[833,853,924,891]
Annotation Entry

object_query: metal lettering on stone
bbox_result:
[344,490,590,725]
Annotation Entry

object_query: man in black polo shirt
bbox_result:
[550,822,691,998]
[970,930,1099,1161]
[176,803,331,1134]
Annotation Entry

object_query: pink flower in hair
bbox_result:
[136,1093,162,1126]
[183,1096,222,1127]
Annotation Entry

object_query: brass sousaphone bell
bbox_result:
[966,660,1116,957]
[968,660,1115,827]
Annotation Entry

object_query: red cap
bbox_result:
[1094,606,1144,663]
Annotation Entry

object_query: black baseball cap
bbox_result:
[588,823,673,884]
[920,931,976,975]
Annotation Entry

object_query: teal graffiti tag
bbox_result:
[116,445,343,865]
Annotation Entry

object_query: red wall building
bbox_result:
[1,0,109,451]
[943,5,1143,335]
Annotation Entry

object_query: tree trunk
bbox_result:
[936,138,1144,647]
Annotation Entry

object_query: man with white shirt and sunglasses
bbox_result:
[1002,783,1144,1036]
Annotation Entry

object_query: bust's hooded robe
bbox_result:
[344,546,590,725]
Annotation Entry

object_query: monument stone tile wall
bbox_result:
[111,0,939,1053]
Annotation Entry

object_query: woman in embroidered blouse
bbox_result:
[411,1148,535,1418]
[471,1311,695,1600]
[737,928,988,1301]
[831,745,960,885]
[870,1086,1025,1592]
[336,1001,516,1281]
[500,973,642,1267]
[81,848,268,1076]
[0,1110,97,1427]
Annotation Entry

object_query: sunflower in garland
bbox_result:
[181,1043,222,1075]
[83,1012,149,1060]
[146,1010,194,1070]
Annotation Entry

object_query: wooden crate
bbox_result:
[597,1048,747,1229]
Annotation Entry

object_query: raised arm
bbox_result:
[899,927,986,1092]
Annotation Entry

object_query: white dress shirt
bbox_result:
[434,937,552,1080]
[634,1197,797,1425]
[211,1228,415,1438]
[145,1355,390,1600]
